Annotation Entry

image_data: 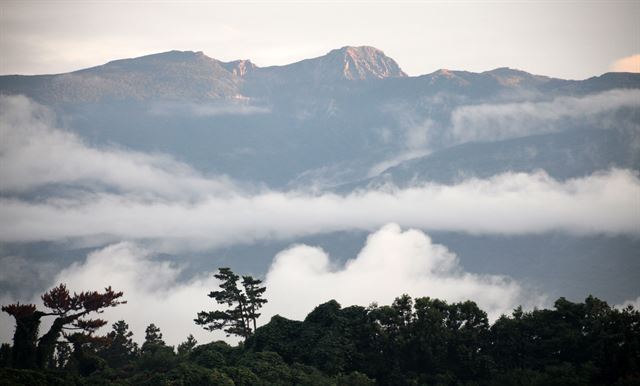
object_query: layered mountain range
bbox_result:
[2,45,638,189]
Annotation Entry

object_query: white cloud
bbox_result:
[148,101,270,117]
[1,95,638,250]
[263,223,535,322]
[616,296,640,310]
[1,225,540,346]
[367,149,430,177]
[449,89,640,144]
[611,54,640,73]
[0,95,234,199]
[1,169,638,247]
[0,242,232,347]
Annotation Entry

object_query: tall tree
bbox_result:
[242,275,268,333]
[177,334,198,355]
[141,323,166,354]
[1,284,125,369]
[100,320,139,368]
[195,267,267,340]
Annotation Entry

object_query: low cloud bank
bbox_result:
[0,95,234,199]
[0,225,537,346]
[450,89,640,144]
[1,94,639,249]
[1,169,638,247]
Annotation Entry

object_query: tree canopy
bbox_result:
[1,283,125,370]
[1,272,639,385]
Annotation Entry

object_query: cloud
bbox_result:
[449,89,640,144]
[148,101,270,117]
[367,149,430,177]
[1,168,638,247]
[0,242,231,347]
[611,54,640,73]
[0,225,539,346]
[263,224,536,322]
[0,95,234,199]
[1,95,638,250]
[616,296,640,310]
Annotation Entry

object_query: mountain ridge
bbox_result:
[1,46,639,104]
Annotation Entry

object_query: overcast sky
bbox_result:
[1,0,638,79]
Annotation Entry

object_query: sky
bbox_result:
[1,0,639,79]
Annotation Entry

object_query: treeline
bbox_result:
[1,274,639,385]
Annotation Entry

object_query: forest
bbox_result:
[1,268,639,386]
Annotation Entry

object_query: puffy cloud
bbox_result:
[611,54,640,73]
[0,242,231,347]
[449,89,640,144]
[0,225,538,346]
[262,223,535,322]
[0,95,234,199]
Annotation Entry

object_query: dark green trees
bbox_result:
[1,284,125,369]
[99,320,139,368]
[195,267,267,340]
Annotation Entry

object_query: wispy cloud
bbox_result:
[148,101,270,117]
[1,95,638,250]
[0,95,235,199]
[449,89,640,144]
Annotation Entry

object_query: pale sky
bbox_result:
[0,0,639,79]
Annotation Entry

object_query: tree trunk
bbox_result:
[11,312,44,369]
[36,315,74,369]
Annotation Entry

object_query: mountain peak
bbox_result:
[323,45,407,80]
[221,59,256,77]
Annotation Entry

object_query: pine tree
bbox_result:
[195,267,268,339]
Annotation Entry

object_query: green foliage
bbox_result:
[2,291,638,385]
[99,320,138,369]
[177,334,197,356]
[0,368,82,386]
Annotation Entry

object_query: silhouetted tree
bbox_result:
[195,267,267,340]
[1,284,125,369]
[0,343,11,368]
[177,334,198,355]
[141,323,165,354]
[99,320,138,368]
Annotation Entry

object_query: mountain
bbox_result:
[1,46,638,188]
[252,45,406,83]
[0,46,406,104]
[0,51,243,102]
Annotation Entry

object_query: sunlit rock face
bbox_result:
[326,45,408,80]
